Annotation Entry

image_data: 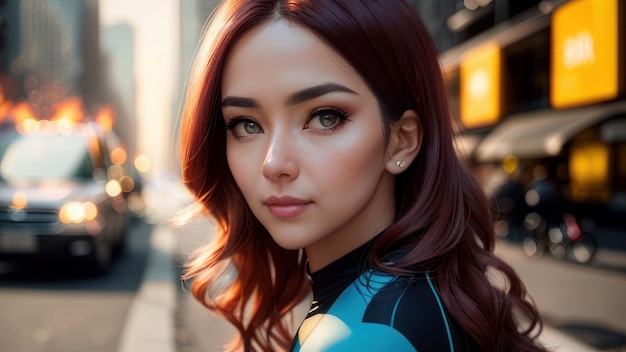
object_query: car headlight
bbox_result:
[59,201,98,224]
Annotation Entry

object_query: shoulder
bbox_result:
[354,270,471,352]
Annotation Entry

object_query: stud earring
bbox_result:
[396,160,407,168]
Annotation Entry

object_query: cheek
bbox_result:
[342,124,386,166]
[312,132,386,185]
[226,144,256,191]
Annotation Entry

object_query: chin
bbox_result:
[271,238,306,251]
[268,232,314,251]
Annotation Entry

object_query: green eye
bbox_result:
[305,108,349,130]
[243,121,261,134]
[224,118,263,138]
[318,112,338,128]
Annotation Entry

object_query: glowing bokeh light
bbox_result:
[111,147,127,165]
[134,154,151,174]
[106,180,123,197]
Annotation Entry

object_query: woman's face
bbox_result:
[221,19,396,270]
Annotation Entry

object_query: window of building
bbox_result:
[502,27,550,115]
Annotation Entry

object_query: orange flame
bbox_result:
[0,78,16,124]
[0,89,10,123]
[49,97,86,124]
[0,102,11,124]
[1,84,118,134]
[96,105,116,132]
[9,102,37,125]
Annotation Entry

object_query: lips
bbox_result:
[264,195,312,218]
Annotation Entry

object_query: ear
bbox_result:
[385,109,422,174]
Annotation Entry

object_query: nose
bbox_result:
[262,134,299,182]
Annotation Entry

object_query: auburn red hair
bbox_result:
[180,1,546,351]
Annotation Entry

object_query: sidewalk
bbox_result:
[117,225,177,352]
[118,222,602,352]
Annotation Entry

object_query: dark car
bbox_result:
[0,121,128,273]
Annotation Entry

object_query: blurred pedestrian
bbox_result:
[179,1,547,351]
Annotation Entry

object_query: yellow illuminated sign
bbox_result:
[569,142,610,202]
[460,43,501,129]
[551,0,619,108]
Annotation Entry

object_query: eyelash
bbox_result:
[223,107,351,137]
[223,117,262,140]
[223,118,257,130]
[305,107,350,133]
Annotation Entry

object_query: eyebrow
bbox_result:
[221,96,257,108]
[221,83,357,108]
[284,83,357,106]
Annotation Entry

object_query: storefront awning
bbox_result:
[454,132,484,159]
[474,101,626,163]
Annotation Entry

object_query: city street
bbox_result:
[0,219,153,352]
[496,237,626,350]
[1,198,624,352]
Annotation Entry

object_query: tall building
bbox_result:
[101,23,136,161]
[0,0,20,73]
[0,0,100,113]
[411,0,550,52]
[177,0,220,100]
[171,0,220,169]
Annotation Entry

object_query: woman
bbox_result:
[180,1,546,351]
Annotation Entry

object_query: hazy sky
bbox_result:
[100,0,179,175]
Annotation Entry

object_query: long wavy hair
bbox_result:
[180,1,546,351]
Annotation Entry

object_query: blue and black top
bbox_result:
[291,239,474,351]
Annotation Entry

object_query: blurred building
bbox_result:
[179,0,220,83]
[0,0,100,110]
[171,0,220,169]
[414,0,625,235]
[101,23,136,163]
[0,0,138,158]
